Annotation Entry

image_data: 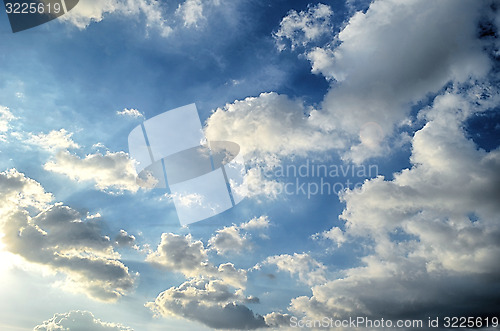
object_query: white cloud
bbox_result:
[208,226,247,255]
[146,278,266,330]
[175,0,222,28]
[61,0,117,28]
[305,46,336,79]
[164,192,204,207]
[114,229,136,247]
[274,3,334,51]
[208,216,270,255]
[237,167,283,200]
[146,232,246,288]
[204,92,342,161]
[26,129,80,152]
[0,106,15,133]
[263,311,293,328]
[34,310,134,331]
[240,215,270,231]
[62,0,172,37]
[288,87,500,322]
[264,253,327,286]
[206,0,495,166]
[116,108,144,119]
[176,0,204,28]
[0,170,136,301]
[145,233,266,329]
[44,150,154,193]
[314,226,346,248]
[0,169,53,214]
[311,0,492,162]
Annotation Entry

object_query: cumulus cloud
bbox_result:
[208,226,247,255]
[204,92,342,161]
[0,170,136,301]
[34,310,134,331]
[237,167,283,200]
[288,87,500,322]
[263,311,293,328]
[146,278,266,330]
[114,229,136,247]
[116,108,144,119]
[146,232,246,288]
[240,215,270,231]
[44,150,154,193]
[263,253,328,286]
[274,3,334,51]
[312,0,492,161]
[313,226,346,248]
[145,232,268,329]
[208,216,270,255]
[253,1,500,324]
[204,92,341,201]
[206,0,496,165]
[26,129,80,152]
[0,169,53,213]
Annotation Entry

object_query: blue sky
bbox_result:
[1,0,500,330]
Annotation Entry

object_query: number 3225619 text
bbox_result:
[5,2,62,15]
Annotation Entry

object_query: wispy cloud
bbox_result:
[116,108,144,119]
[0,106,15,133]
[26,129,80,152]
[44,150,154,193]
[34,310,134,330]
